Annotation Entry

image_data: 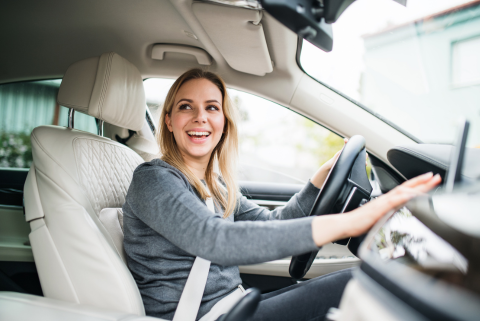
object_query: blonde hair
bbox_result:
[158,69,239,218]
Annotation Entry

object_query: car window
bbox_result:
[143,78,355,184]
[0,80,97,168]
[300,0,480,148]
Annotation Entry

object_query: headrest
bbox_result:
[57,52,146,131]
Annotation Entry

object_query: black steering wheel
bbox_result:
[289,135,373,280]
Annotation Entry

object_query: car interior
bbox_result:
[1,0,479,320]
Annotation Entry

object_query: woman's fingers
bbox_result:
[368,187,417,214]
[345,173,441,237]
[402,172,434,188]
[400,173,441,195]
[413,174,442,193]
[371,174,441,213]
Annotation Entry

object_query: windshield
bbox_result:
[300,0,480,148]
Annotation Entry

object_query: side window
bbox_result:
[0,80,98,168]
[142,78,351,185]
[143,78,175,127]
[230,89,345,184]
[452,36,480,88]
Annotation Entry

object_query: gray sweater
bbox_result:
[123,159,320,320]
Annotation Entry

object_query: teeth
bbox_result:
[187,131,210,136]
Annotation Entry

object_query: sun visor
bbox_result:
[193,3,273,76]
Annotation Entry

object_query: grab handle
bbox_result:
[152,44,212,65]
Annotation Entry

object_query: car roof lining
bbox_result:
[2,0,419,167]
[1,0,302,107]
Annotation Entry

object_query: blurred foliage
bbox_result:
[391,231,407,246]
[376,227,387,250]
[0,131,32,168]
[233,96,249,122]
[235,95,263,148]
[295,117,372,177]
[298,118,344,166]
[233,92,372,181]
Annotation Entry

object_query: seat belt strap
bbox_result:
[172,196,215,321]
[173,257,211,321]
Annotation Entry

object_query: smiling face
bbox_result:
[165,78,225,165]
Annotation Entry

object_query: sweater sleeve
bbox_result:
[124,163,319,266]
[234,181,320,222]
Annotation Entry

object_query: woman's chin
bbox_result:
[183,147,213,161]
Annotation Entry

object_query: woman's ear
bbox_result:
[165,113,173,132]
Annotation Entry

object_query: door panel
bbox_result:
[0,168,38,295]
[240,181,359,281]
[240,181,305,202]
[0,205,32,262]
[0,168,28,207]
[0,168,32,262]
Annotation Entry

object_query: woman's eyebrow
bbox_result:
[205,99,220,104]
[176,98,193,105]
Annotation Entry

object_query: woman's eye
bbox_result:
[207,105,219,111]
[179,104,192,110]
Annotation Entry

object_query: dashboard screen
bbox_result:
[369,207,468,285]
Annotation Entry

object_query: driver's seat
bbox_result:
[23,52,147,315]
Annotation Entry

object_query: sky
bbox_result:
[301,0,476,100]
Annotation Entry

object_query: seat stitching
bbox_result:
[74,138,142,216]
[37,167,141,313]
[31,129,79,188]
[99,52,114,120]
[102,143,123,205]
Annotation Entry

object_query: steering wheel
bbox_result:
[289,135,373,280]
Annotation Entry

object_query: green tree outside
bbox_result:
[0,131,33,168]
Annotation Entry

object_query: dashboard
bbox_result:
[357,182,480,321]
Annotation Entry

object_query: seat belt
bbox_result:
[172,196,215,321]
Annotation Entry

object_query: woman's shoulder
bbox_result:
[132,158,189,186]
[134,158,175,172]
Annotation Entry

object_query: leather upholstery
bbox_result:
[24,53,147,315]
[57,52,146,131]
[104,120,160,161]
[25,127,145,314]
[0,292,165,321]
[98,208,126,263]
[74,137,141,216]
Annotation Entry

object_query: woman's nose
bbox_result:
[193,108,207,123]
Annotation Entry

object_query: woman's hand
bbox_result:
[310,139,347,189]
[311,172,441,247]
[310,138,369,189]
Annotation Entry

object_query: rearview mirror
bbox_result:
[259,0,337,51]
[260,0,407,52]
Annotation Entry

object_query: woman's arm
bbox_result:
[125,164,319,266]
[234,148,341,222]
[126,163,440,266]
[234,181,319,221]
[311,172,441,246]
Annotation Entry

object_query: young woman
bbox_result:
[123,69,441,321]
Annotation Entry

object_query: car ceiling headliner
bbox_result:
[1,0,303,105]
[1,0,418,166]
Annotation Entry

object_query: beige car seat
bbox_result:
[23,52,147,315]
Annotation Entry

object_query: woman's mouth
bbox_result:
[187,131,211,141]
